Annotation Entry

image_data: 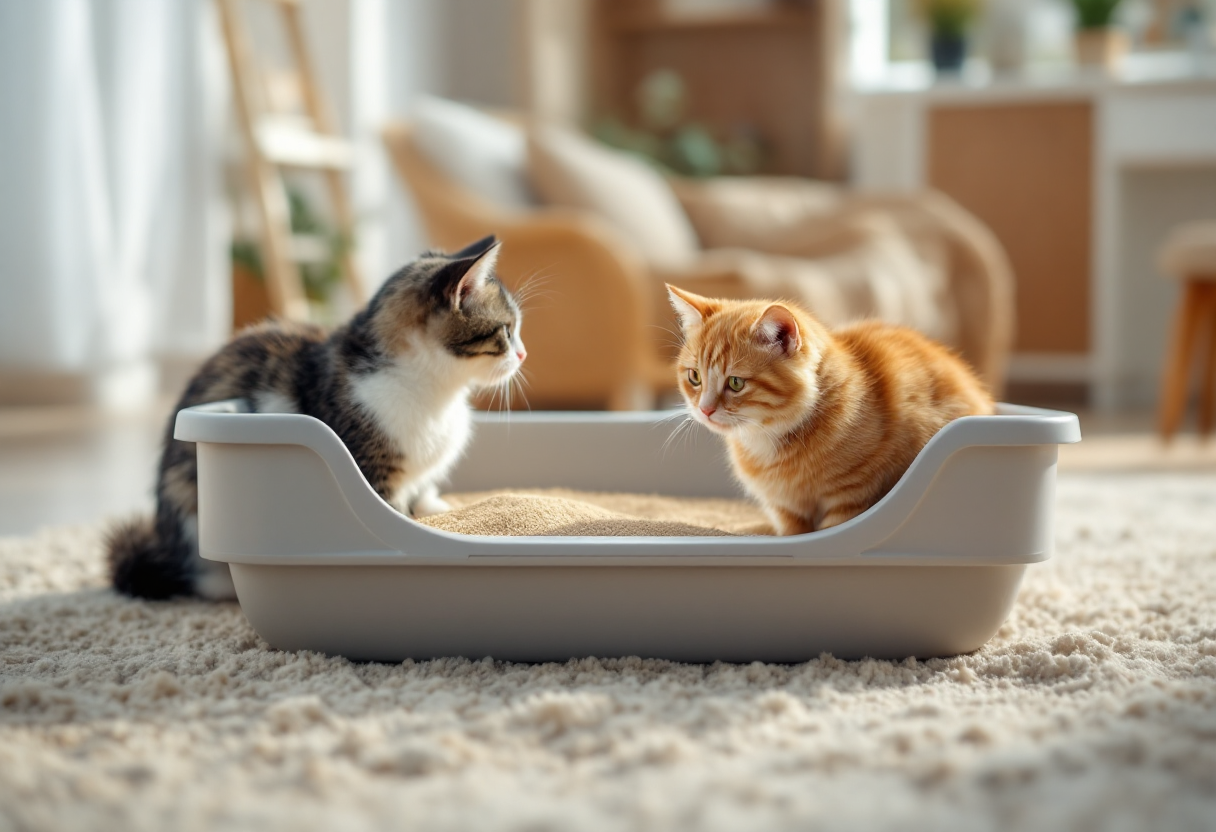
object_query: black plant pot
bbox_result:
[931,33,968,74]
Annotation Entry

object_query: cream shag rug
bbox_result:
[2,474,1215,832]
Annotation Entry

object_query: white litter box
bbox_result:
[177,401,1081,663]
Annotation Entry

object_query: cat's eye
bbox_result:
[687,368,701,386]
[728,376,745,392]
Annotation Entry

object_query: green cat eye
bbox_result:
[728,376,745,392]
[687,368,701,386]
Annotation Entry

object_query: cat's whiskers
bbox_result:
[510,372,532,412]
[658,405,707,456]
[483,382,501,416]
[512,270,557,312]
[653,407,691,436]
[647,323,687,353]
[654,407,689,423]
[660,414,697,457]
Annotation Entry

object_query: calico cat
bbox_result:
[666,284,994,536]
[107,235,525,600]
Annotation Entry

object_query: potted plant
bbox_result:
[592,69,766,178]
[916,0,982,75]
[230,187,350,330]
[1072,0,1126,69]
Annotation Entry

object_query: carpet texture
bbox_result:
[2,474,1215,832]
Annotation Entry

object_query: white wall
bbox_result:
[439,0,519,108]
[293,0,518,294]
[1114,168,1216,407]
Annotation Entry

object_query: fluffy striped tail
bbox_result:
[106,517,193,599]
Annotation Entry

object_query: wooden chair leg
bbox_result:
[1158,280,1207,442]
[1196,283,1216,438]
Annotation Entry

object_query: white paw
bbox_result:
[412,493,452,518]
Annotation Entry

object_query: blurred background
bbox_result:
[2,0,1215,534]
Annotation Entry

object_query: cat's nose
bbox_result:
[516,348,527,362]
[700,404,716,417]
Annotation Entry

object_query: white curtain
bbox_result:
[0,0,229,405]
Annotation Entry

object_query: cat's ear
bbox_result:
[753,304,801,356]
[438,240,501,311]
[451,234,498,260]
[666,284,715,332]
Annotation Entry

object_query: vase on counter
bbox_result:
[930,32,969,72]
[1073,25,1128,68]
[916,0,980,76]
[985,0,1031,73]
[1071,0,1126,70]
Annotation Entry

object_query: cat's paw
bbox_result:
[412,493,453,518]
[769,507,817,536]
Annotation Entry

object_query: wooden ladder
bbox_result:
[216,0,365,321]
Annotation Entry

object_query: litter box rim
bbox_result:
[178,401,1079,568]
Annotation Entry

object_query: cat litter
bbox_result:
[177,400,1080,663]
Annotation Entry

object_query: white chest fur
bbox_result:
[350,356,474,507]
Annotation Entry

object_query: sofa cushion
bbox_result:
[413,96,535,209]
[527,124,699,268]
[668,175,844,251]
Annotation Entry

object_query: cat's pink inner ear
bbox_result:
[666,284,710,332]
[454,243,501,309]
[754,304,801,356]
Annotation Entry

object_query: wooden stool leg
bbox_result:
[1158,280,1207,442]
[1196,284,1216,438]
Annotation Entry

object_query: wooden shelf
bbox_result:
[518,0,845,180]
[608,7,814,34]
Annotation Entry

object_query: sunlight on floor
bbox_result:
[0,400,173,536]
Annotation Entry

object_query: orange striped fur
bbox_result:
[667,285,995,535]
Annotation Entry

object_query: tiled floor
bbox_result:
[0,400,1213,538]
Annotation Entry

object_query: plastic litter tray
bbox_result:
[177,401,1081,663]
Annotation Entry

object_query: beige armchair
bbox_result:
[383,122,1014,410]
[384,123,660,410]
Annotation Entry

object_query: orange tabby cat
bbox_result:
[667,285,995,535]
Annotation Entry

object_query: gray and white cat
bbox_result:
[107,235,525,600]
